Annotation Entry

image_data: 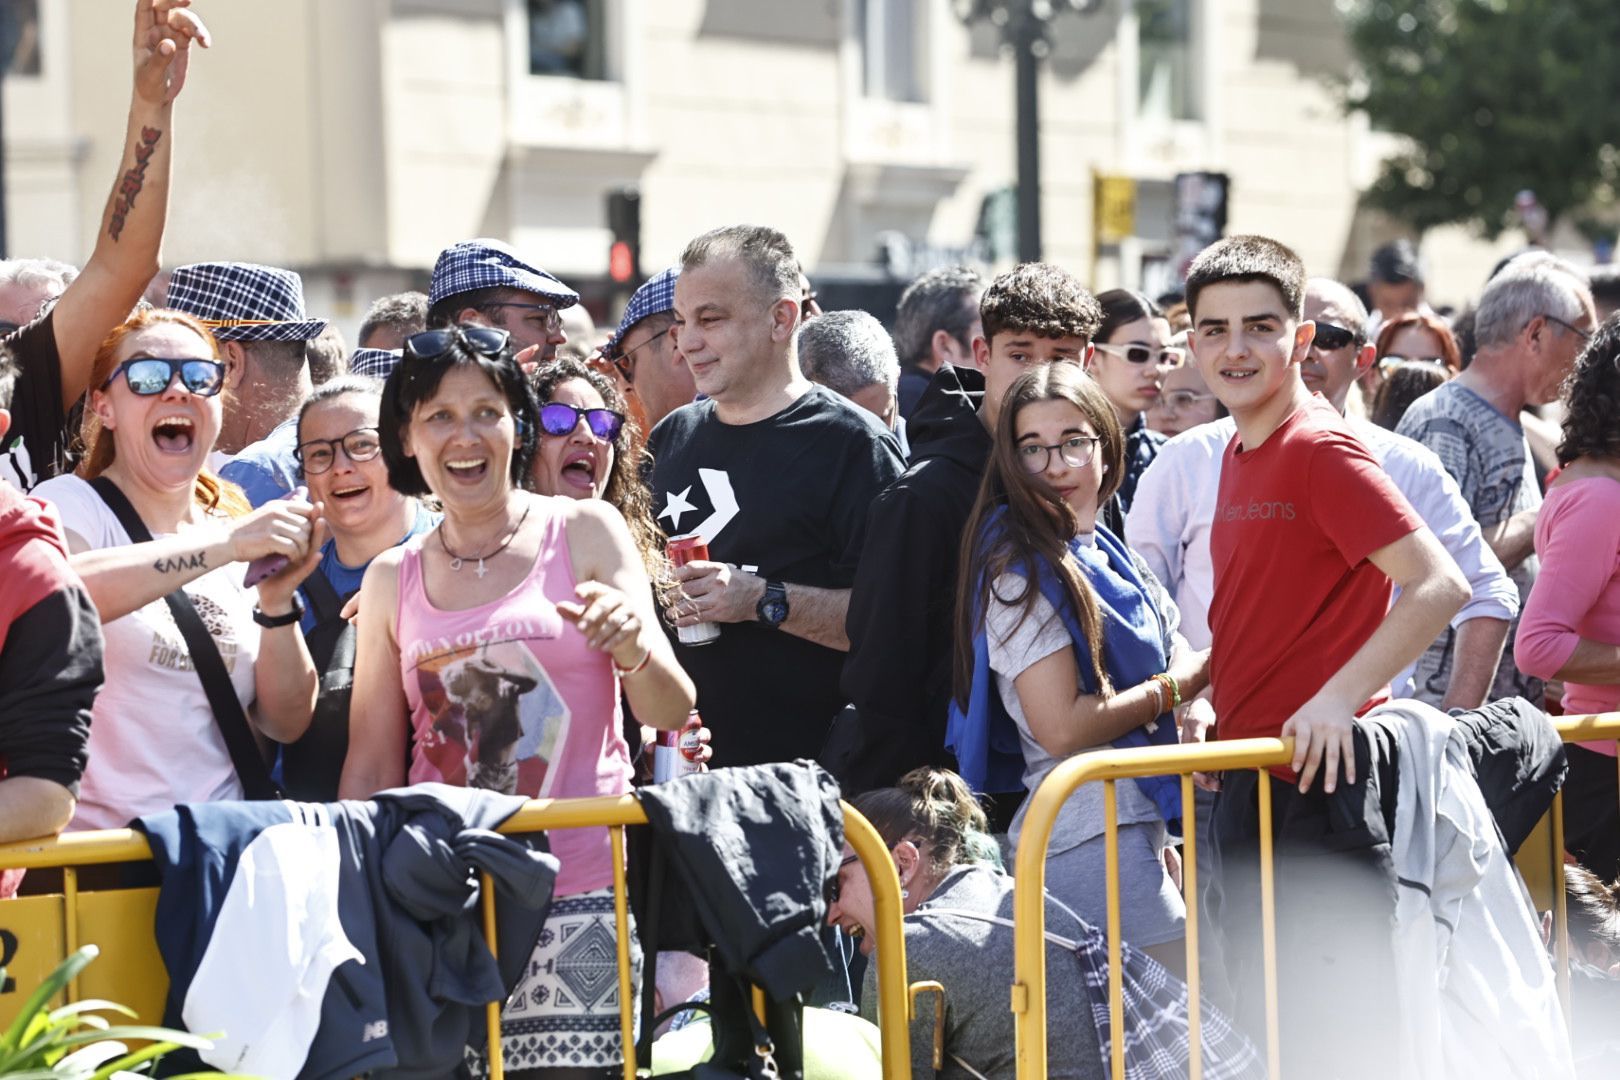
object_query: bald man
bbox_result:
[1128,278,1518,711]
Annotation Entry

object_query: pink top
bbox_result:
[395,498,633,894]
[1516,477,1620,757]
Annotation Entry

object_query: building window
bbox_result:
[859,0,927,103]
[1137,0,1196,122]
[0,0,40,77]
[527,0,607,79]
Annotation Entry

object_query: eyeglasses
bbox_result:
[538,402,625,442]
[1540,314,1592,342]
[105,357,226,397]
[478,301,563,335]
[1377,354,1448,374]
[1310,321,1362,352]
[1018,435,1101,473]
[606,325,673,381]
[826,853,860,905]
[1092,342,1186,368]
[296,427,382,474]
[0,321,19,337]
[404,325,511,362]
[1153,389,1217,413]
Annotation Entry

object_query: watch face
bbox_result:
[761,598,789,626]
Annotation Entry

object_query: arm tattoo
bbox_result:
[108,127,163,241]
[153,551,208,574]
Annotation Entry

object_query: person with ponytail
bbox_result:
[31,309,322,829]
[949,362,1209,968]
[826,768,1105,1080]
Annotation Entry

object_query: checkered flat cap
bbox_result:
[350,348,402,381]
[429,238,579,309]
[165,262,328,342]
[607,266,679,352]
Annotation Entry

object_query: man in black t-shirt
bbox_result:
[649,225,905,767]
[0,0,209,491]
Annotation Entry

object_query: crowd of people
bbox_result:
[3,3,1620,1078]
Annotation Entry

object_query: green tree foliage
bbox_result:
[1342,0,1620,236]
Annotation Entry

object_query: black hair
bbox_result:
[378,330,539,497]
[1185,235,1307,321]
[1557,310,1620,467]
[1095,289,1164,344]
[295,376,386,476]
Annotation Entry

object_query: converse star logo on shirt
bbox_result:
[659,485,696,531]
[659,469,741,542]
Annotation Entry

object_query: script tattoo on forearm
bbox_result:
[108,127,163,241]
[153,551,207,575]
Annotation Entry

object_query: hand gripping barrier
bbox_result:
[0,795,914,1080]
[1009,714,1620,1080]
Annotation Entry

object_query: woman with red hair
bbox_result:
[1360,311,1462,412]
[32,309,323,829]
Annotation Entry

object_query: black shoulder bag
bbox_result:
[89,476,283,800]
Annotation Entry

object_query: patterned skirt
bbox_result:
[468,887,643,1073]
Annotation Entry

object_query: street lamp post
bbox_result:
[956,0,1100,263]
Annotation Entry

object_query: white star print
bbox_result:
[659,485,697,531]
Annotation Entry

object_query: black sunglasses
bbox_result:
[1311,321,1361,352]
[106,357,226,397]
[0,320,19,337]
[404,325,511,361]
[295,427,382,474]
[538,402,625,442]
[826,853,860,905]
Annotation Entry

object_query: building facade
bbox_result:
[2,0,1523,340]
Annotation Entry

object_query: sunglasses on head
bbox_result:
[538,401,625,442]
[106,357,226,397]
[1311,321,1361,352]
[404,325,511,362]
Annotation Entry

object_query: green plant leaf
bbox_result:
[85,1039,184,1080]
[47,1001,137,1024]
[0,945,100,1055]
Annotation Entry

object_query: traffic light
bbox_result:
[607,188,641,285]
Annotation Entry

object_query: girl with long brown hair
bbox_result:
[32,309,322,829]
[950,362,1209,969]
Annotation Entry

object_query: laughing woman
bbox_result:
[279,376,438,799]
[340,325,694,1080]
[32,309,322,830]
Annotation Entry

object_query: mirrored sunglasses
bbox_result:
[538,401,625,442]
[1311,321,1361,352]
[106,357,226,397]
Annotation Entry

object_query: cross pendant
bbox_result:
[475,558,489,579]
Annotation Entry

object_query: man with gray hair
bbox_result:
[356,291,427,351]
[1396,252,1595,706]
[892,266,982,420]
[0,259,78,332]
[649,224,905,767]
[798,308,906,451]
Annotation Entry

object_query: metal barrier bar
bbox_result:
[1104,780,1123,1080]
[1256,769,1280,1080]
[1181,773,1202,1080]
[479,871,505,1080]
[0,793,913,1080]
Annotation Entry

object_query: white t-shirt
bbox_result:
[34,474,260,830]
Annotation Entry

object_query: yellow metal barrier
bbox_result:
[1010,714,1620,1080]
[0,794,913,1080]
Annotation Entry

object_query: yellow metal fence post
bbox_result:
[1182,773,1202,1080]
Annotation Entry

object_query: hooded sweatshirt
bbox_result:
[0,483,101,794]
[839,366,991,793]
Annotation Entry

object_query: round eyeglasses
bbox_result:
[295,427,383,474]
[105,357,226,397]
[1018,435,1101,473]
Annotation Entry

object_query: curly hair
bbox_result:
[530,359,674,600]
[1556,311,1620,467]
[979,263,1103,345]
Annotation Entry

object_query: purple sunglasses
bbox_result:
[539,401,624,442]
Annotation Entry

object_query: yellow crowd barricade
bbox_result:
[1010,713,1620,1080]
[0,794,914,1080]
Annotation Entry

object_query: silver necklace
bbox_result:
[438,501,531,578]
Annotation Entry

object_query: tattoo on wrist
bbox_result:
[153,551,207,574]
[109,127,163,241]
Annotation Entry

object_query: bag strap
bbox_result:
[299,564,346,626]
[89,477,283,800]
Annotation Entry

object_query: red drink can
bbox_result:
[668,534,721,645]
[653,711,705,783]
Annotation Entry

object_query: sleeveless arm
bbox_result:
[339,550,409,797]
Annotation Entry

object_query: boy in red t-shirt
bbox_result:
[1186,236,1467,1072]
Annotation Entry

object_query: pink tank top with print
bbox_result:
[395,498,633,896]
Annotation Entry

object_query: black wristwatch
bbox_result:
[755,580,789,628]
[253,594,305,628]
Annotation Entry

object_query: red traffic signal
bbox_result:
[609,241,635,283]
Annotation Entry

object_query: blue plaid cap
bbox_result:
[428,238,579,309]
[165,262,328,342]
[350,348,402,381]
[607,266,679,352]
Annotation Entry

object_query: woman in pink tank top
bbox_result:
[340,326,694,1078]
